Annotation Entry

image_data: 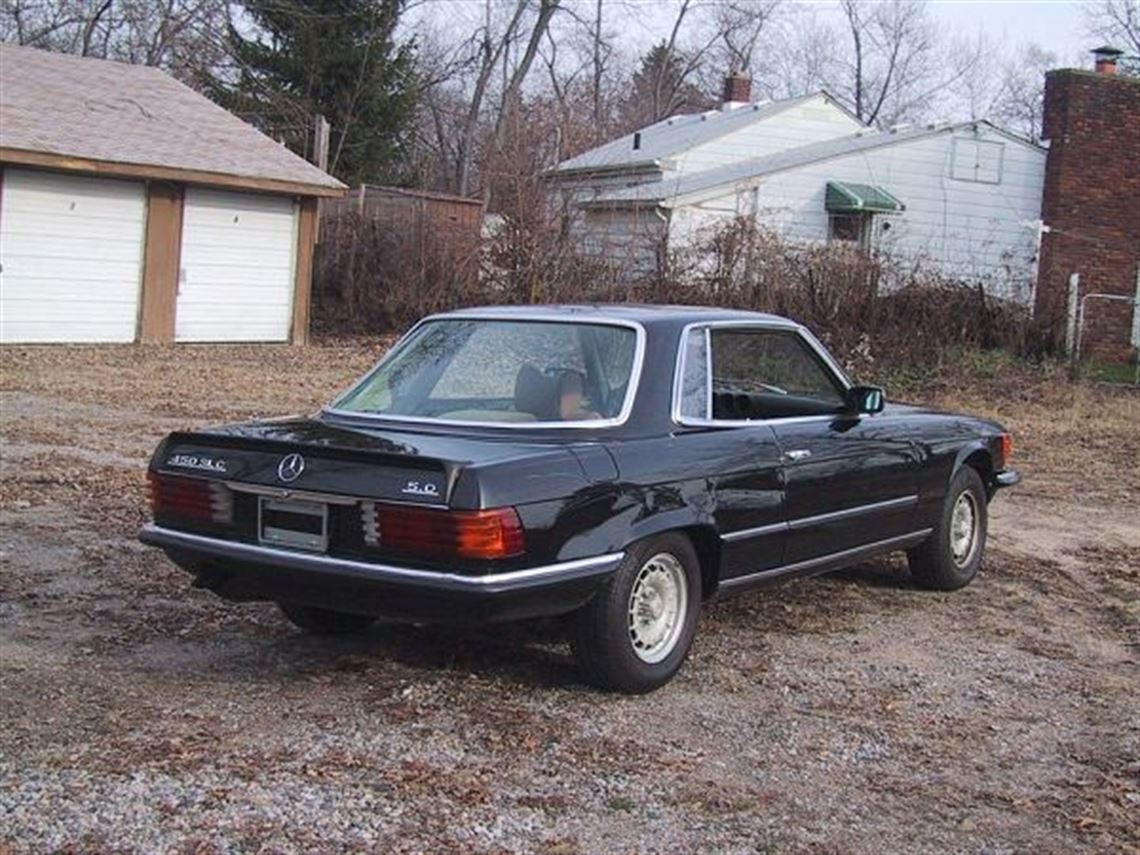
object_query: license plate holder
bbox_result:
[258,497,328,552]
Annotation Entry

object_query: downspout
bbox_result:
[653,205,671,285]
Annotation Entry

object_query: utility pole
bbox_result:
[312,114,331,174]
[310,115,331,244]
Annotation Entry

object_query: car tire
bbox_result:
[278,603,377,635]
[569,532,701,694]
[907,465,988,591]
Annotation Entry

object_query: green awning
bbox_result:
[825,181,905,214]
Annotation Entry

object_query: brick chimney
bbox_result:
[1092,45,1124,75]
[1035,50,1140,360]
[722,71,752,105]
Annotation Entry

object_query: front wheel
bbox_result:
[278,603,377,636]
[907,466,988,590]
[569,533,701,694]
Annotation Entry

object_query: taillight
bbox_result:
[1000,433,1013,466]
[147,471,233,524]
[361,502,525,560]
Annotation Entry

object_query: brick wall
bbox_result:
[1036,69,1140,360]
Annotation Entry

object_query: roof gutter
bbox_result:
[541,159,663,181]
[577,196,670,211]
[0,146,348,198]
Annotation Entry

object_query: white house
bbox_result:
[547,79,1046,303]
[0,44,345,345]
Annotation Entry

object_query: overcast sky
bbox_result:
[596,0,1100,70]
[925,0,1092,64]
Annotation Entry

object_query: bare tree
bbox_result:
[589,0,612,139]
[957,42,1056,142]
[1,0,88,49]
[714,0,780,75]
[1,0,230,82]
[826,0,986,126]
[649,0,723,121]
[449,0,561,196]
[838,0,931,123]
[1085,0,1140,73]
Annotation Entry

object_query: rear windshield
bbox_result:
[331,319,640,425]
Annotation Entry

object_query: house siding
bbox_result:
[668,126,1045,302]
[570,207,667,280]
[674,98,864,173]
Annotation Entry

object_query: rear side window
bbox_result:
[677,328,709,420]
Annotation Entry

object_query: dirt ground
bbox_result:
[1,342,1137,855]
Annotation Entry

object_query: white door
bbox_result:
[176,188,297,342]
[0,168,145,343]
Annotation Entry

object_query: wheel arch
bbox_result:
[617,511,722,601]
[952,442,994,489]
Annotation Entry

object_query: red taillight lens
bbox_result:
[147,471,233,524]
[362,502,525,560]
[1000,433,1013,466]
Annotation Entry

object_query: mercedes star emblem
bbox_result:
[277,453,305,483]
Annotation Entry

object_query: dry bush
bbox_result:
[312,210,485,335]
[657,217,1031,373]
[313,210,1031,373]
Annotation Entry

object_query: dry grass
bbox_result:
[1,342,1137,854]
[880,349,1140,504]
[0,340,387,422]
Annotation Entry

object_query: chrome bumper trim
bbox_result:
[994,470,1020,488]
[139,524,624,594]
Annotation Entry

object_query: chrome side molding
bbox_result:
[718,528,933,593]
[721,494,918,543]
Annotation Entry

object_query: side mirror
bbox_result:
[845,385,885,415]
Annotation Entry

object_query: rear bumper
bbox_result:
[139,524,622,623]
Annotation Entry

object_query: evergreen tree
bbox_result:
[208,0,418,184]
[619,42,711,130]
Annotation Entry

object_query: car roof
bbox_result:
[433,304,796,327]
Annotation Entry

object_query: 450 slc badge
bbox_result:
[166,453,227,474]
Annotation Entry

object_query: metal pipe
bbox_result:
[1074,292,1139,384]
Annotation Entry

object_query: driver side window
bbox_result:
[709,328,845,420]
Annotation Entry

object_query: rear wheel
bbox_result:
[569,533,701,694]
[907,466,988,590]
[278,603,376,636]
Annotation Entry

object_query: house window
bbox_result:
[828,212,871,248]
[951,138,1004,184]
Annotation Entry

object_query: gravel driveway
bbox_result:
[1,343,1137,854]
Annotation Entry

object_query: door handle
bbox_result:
[783,449,812,461]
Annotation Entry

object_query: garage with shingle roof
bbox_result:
[0,43,345,344]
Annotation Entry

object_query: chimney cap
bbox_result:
[1091,45,1124,59]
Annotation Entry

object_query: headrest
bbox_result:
[514,364,558,420]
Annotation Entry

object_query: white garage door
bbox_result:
[0,168,145,343]
[176,188,297,342]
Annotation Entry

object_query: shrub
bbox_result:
[312,211,1030,374]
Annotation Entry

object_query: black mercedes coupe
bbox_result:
[140,306,1019,693]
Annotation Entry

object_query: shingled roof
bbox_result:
[549,91,861,175]
[579,120,1043,207]
[0,43,345,196]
